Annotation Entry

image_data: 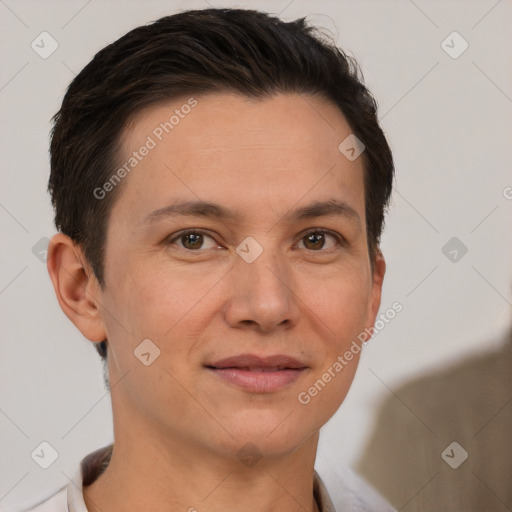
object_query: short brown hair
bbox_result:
[49,8,394,360]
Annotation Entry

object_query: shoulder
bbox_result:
[18,443,112,512]
[20,487,68,512]
[317,465,397,512]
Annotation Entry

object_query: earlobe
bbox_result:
[46,233,107,342]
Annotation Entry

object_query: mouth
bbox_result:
[205,354,308,393]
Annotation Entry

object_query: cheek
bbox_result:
[103,257,215,360]
[300,265,371,341]
[296,276,367,420]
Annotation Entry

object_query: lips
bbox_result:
[205,354,308,393]
[207,354,307,371]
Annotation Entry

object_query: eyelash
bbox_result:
[166,228,347,252]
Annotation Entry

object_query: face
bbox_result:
[89,92,385,459]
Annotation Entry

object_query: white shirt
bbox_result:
[23,444,395,512]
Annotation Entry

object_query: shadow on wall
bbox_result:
[356,325,512,511]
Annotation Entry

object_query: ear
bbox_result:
[46,233,107,343]
[363,248,386,341]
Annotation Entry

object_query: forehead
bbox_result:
[112,92,365,227]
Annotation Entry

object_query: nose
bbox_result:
[223,246,301,333]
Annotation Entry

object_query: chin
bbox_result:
[210,411,319,459]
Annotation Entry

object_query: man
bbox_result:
[28,8,395,511]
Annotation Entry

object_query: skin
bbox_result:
[47,92,385,512]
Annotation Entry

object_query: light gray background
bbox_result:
[1,0,511,510]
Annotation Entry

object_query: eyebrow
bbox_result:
[141,199,361,227]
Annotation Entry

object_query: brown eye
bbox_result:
[303,232,325,250]
[167,230,220,251]
[298,230,341,251]
[181,232,204,250]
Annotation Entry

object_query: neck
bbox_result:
[83,420,321,512]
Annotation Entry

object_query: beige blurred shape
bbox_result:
[357,326,512,511]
